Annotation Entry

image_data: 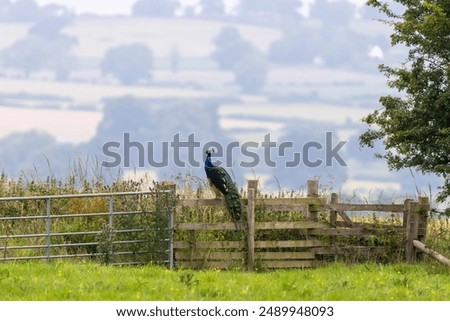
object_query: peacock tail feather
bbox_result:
[204,150,244,228]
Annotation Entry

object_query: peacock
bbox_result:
[204,150,243,228]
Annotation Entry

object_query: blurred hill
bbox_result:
[0,0,441,199]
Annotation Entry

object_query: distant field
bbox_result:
[0,69,383,149]
[0,261,448,300]
[0,16,386,104]
[0,17,281,60]
[0,62,385,107]
[0,106,101,143]
[0,17,390,61]
[0,77,214,107]
[219,103,371,125]
[64,17,282,59]
[0,16,396,194]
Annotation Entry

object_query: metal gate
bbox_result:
[0,190,175,267]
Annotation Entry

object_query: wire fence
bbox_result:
[0,190,176,267]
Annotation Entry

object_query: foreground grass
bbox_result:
[0,261,448,300]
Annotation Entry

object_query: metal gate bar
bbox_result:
[0,190,175,266]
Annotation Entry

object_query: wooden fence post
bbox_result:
[417,197,429,242]
[405,197,429,263]
[404,199,412,262]
[307,180,319,197]
[403,198,412,228]
[330,193,338,225]
[405,200,419,263]
[247,179,258,198]
[307,179,319,221]
[247,185,255,270]
[416,197,430,261]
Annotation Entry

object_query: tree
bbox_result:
[0,0,11,20]
[1,13,78,80]
[316,28,372,69]
[268,27,319,64]
[132,0,177,17]
[8,0,39,22]
[1,36,47,76]
[359,0,450,201]
[239,0,301,20]
[1,34,77,79]
[0,130,73,178]
[29,15,73,40]
[100,43,154,85]
[310,0,356,29]
[199,0,225,18]
[210,26,267,92]
[233,52,268,93]
[170,45,180,74]
[211,26,257,71]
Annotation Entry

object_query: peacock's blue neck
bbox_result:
[204,155,214,170]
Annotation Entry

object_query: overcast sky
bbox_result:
[34,0,222,15]
[34,0,149,15]
[33,0,366,16]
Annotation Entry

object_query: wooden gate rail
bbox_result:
[413,240,450,266]
[174,179,430,269]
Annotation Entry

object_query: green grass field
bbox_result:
[0,261,448,301]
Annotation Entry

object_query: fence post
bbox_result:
[404,199,412,262]
[416,197,430,261]
[330,193,338,225]
[417,197,429,242]
[157,182,177,268]
[247,182,256,270]
[307,179,319,221]
[46,198,51,263]
[247,179,258,198]
[405,200,419,263]
[108,195,114,264]
[403,198,412,228]
[166,183,177,269]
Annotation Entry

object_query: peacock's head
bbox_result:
[205,149,215,157]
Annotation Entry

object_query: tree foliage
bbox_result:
[239,0,300,19]
[210,26,267,93]
[268,27,318,64]
[132,0,177,17]
[0,5,77,79]
[0,0,72,22]
[233,53,268,93]
[199,0,225,18]
[211,26,257,71]
[100,43,153,85]
[309,0,356,28]
[359,0,450,201]
[4,0,39,22]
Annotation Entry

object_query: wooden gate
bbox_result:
[173,179,430,269]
